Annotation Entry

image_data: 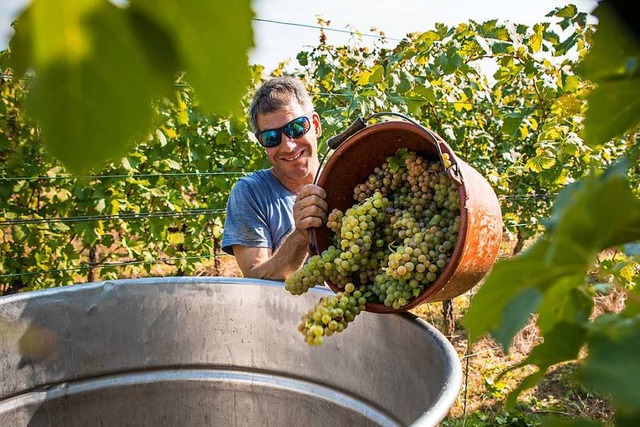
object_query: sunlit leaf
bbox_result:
[357,70,372,85]
[552,4,579,19]
[545,158,640,252]
[563,75,581,93]
[576,2,640,148]
[582,78,640,148]
[134,0,253,114]
[529,25,543,53]
[369,65,384,84]
[525,155,556,172]
[95,198,106,213]
[165,159,181,170]
[10,1,166,174]
[416,30,441,47]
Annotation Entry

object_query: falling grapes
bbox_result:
[297,284,368,346]
[285,148,461,346]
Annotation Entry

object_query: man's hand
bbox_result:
[293,184,328,239]
[233,185,328,280]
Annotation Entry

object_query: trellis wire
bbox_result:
[0,253,234,280]
[0,171,245,182]
[0,208,226,226]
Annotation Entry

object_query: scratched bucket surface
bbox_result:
[0,277,462,426]
[312,120,503,313]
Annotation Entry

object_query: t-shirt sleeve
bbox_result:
[221,179,272,255]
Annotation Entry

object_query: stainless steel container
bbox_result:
[0,277,462,426]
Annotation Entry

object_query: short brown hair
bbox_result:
[249,76,313,132]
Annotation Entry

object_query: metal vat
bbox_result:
[0,277,462,426]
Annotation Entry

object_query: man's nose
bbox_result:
[281,133,298,147]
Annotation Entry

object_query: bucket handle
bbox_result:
[321,112,463,186]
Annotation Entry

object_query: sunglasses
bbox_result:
[255,113,314,148]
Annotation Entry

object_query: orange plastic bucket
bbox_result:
[311,114,503,313]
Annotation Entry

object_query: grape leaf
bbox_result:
[10,1,167,174]
[582,78,640,149]
[580,314,640,412]
[576,3,640,148]
[8,0,253,174]
[501,320,588,407]
[537,277,593,333]
[464,239,557,346]
[576,4,640,82]
[545,158,640,252]
[133,0,253,115]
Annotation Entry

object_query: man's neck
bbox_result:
[270,168,316,195]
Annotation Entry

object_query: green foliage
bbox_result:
[8,0,253,174]
[580,306,640,425]
[593,247,640,290]
[464,158,640,412]
[464,2,640,424]
[576,4,640,148]
[0,63,266,291]
[298,6,630,252]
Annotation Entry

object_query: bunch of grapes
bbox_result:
[285,148,461,345]
[297,283,367,346]
[284,253,327,295]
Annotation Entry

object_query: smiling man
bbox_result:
[221,76,328,280]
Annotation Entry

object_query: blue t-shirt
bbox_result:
[222,169,296,255]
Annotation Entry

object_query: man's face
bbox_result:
[255,104,321,190]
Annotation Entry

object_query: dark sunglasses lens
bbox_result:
[259,130,281,147]
[284,116,310,138]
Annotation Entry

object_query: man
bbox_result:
[221,76,328,280]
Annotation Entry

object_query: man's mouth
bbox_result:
[282,150,304,162]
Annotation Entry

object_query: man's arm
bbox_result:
[233,184,327,280]
[232,229,308,280]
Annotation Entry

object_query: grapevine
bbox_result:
[285,148,461,346]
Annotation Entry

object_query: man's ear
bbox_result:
[312,112,322,137]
